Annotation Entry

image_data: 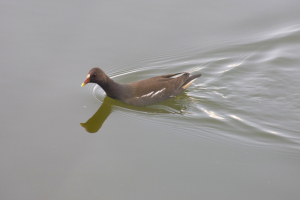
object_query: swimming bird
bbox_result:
[81,68,201,106]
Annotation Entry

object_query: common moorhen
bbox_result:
[81,68,201,106]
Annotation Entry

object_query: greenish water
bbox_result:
[1,0,300,199]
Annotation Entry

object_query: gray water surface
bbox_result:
[1,0,300,199]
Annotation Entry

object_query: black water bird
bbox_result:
[81,68,201,106]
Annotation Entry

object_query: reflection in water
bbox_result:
[81,91,193,133]
[80,96,112,133]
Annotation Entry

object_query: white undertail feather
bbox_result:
[181,79,196,89]
[170,73,185,78]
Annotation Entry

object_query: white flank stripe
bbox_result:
[135,91,154,99]
[151,88,166,97]
[140,91,154,98]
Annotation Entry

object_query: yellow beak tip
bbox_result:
[81,83,86,87]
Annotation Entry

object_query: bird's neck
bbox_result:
[98,76,127,100]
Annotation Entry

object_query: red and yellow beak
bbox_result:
[81,74,90,87]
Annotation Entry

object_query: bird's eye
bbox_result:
[92,73,96,77]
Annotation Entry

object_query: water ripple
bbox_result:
[84,24,300,153]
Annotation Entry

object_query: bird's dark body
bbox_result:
[82,68,201,106]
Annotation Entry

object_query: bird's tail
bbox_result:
[181,74,201,89]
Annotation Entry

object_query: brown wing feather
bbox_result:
[124,73,190,106]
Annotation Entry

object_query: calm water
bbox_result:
[1,0,300,199]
